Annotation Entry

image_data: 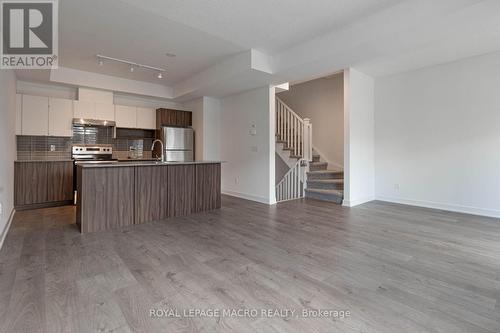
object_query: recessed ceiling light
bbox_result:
[165,52,176,58]
[157,72,163,79]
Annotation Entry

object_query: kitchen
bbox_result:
[14,86,221,233]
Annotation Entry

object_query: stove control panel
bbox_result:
[72,145,113,156]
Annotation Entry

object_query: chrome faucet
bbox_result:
[151,139,164,161]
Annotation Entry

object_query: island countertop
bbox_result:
[77,160,223,168]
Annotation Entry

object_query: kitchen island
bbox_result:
[76,161,221,233]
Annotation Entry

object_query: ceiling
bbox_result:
[117,0,402,53]
[16,0,500,100]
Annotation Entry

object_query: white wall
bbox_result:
[17,80,185,109]
[17,80,77,99]
[220,86,275,204]
[277,73,344,168]
[375,52,500,218]
[0,70,17,249]
[202,97,221,160]
[184,96,221,161]
[184,97,204,160]
[344,68,375,207]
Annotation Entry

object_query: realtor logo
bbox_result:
[1,0,58,68]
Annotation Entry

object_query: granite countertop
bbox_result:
[78,160,223,168]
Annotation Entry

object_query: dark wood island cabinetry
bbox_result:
[76,161,221,233]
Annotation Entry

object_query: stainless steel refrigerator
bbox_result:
[163,126,194,161]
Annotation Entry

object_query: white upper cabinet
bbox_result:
[22,95,49,136]
[15,94,22,135]
[73,100,95,119]
[95,102,115,121]
[74,100,115,121]
[136,107,156,130]
[115,105,137,128]
[49,97,73,137]
[17,93,158,135]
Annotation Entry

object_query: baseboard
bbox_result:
[342,196,375,207]
[375,195,500,219]
[15,200,73,211]
[222,190,272,205]
[0,208,15,251]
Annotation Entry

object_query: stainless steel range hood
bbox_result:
[72,118,116,127]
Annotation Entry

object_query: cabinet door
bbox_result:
[22,95,49,135]
[136,107,156,129]
[14,162,48,206]
[158,109,192,127]
[47,161,73,202]
[167,165,195,217]
[195,164,221,212]
[115,105,137,128]
[73,100,95,119]
[49,98,73,137]
[15,94,22,135]
[95,102,115,121]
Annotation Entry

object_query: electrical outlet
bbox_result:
[394,183,400,191]
[50,144,56,152]
[0,202,3,217]
[234,177,239,184]
[249,124,257,136]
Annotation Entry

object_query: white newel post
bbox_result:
[303,118,312,162]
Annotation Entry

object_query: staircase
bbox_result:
[275,97,344,204]
[305,154,344,204]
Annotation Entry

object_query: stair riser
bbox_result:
[307,172,343,180]
[307,182,344,190]
[312,156,320,162]
[305,191,343,204]
[309,164,328,172]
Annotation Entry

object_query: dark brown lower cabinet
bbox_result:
[15,162,48,206]
[47,161,74,202]
[77,166,135,233]
[195,163,221,212]
[15,161,73,210]
[167,165,196,217]
[135,165,168,224]
[78,163,221,233]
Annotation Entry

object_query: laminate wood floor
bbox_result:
[1,195,500,332]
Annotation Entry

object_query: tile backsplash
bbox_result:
[17,126,156,160]
[72,125,114,145]
[17,136,72,160]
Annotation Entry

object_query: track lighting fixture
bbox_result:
[96,54,166,79]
